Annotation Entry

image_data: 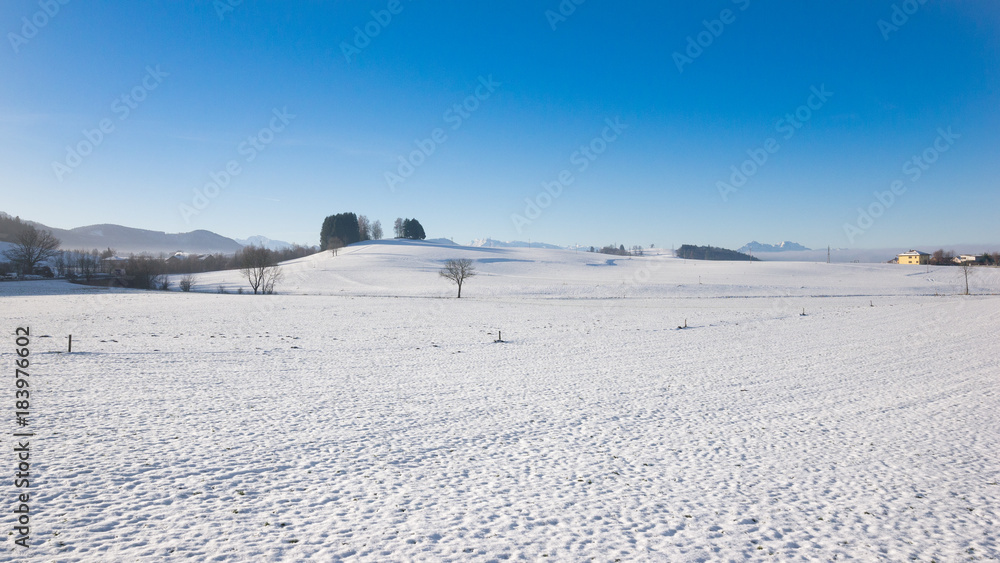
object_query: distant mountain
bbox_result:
[470,237,562,249]
[236,235,294,251]
[0,213,243,254]
[55,224,243,254]
[738,241,811,253]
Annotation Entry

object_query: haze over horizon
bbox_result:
[2,1,997,250]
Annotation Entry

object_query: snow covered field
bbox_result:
[2,242,999,561]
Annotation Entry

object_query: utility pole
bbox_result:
[827,245,831,264]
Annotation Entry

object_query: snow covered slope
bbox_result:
[2,243,998,560]
[182,239,1000,299]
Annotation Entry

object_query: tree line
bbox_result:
[0,220,316,291]
[927,249,1000,266]
[587,244,647,256]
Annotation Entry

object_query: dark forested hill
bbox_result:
[676,244,760,261]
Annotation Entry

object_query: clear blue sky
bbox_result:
[2,1,998,250]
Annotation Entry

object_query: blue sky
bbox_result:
[2,1,998,250]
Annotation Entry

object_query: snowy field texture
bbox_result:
[2,242,999,561]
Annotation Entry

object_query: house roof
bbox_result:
[898,250,929,256]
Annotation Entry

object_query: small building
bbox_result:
[956,254,984,264]
[897,250,930,265]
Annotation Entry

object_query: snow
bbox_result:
[2,243,998,560]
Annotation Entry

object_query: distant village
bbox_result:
[893,250,999,266]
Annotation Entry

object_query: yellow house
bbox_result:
[898,250,930,265]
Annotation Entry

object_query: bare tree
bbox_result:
[371,220,383,240]
[236,245,282,294]
[393,217,404,238]
[127,255,166,290]
[2,225,61,276]
[179,274,195,292]
[960,261,974,295]
[439,258,477,298]
[52,251,67,277]
[261,267,283,294]
[357,215,372,241]
[74,251,99,282]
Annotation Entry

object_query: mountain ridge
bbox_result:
[470,237,563,249]
[1,213,243,254]
[738,241,811,253]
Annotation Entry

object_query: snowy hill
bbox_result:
[177,238,1000,299]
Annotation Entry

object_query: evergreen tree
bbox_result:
[403,218,426,240]
[319,212,361,250]
[319,215,335,250]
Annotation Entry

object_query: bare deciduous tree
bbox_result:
[357,215,371,241]
[237,245,282,294]
[2,225,61,276]
[75,251,99,282]
[959,261,975,295]
[371,220,383,240]
[439,258,477,298]
[52,252,67,277]
[127,255,166,290]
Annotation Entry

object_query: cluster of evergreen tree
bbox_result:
[320,212,391,250]
[394,218,426,240]
[320,213,361,251]
[676,244,759,261]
